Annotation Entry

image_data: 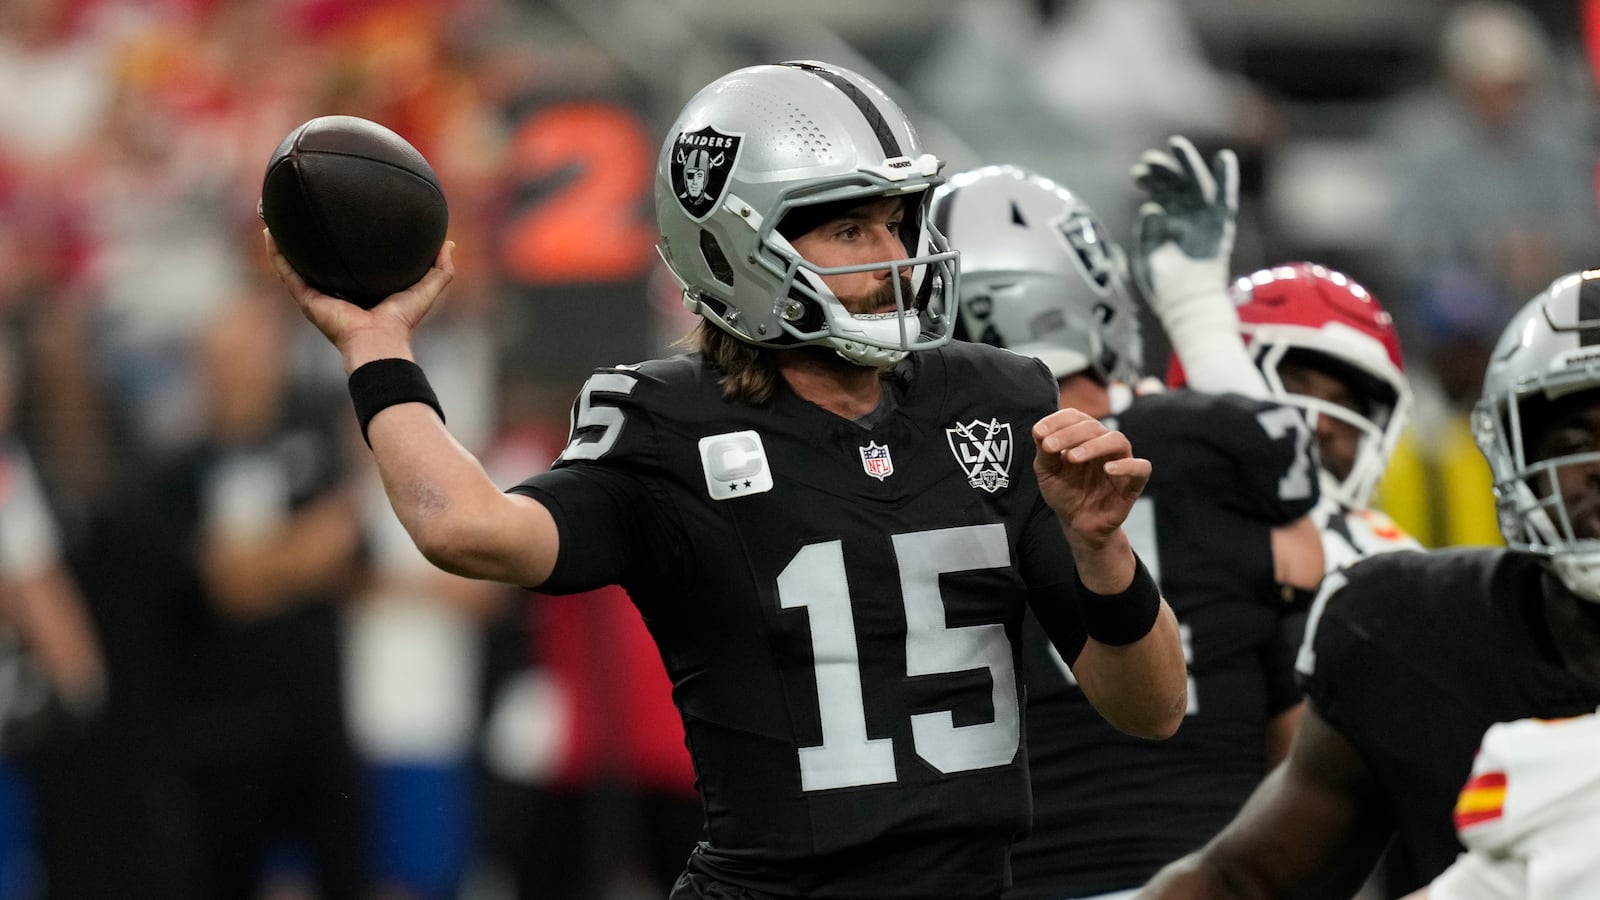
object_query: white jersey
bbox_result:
[1314,497,1421,573]
[1430,712,1600,900]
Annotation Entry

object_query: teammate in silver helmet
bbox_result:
[935,164,1324,900]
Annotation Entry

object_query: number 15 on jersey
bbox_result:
[777,524,1021,792]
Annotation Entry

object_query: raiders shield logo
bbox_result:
[947,418,1013,493]
[670,126,743,222]
[1052,208,1117,295]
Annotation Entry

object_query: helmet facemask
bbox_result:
[758,181,958,367]
[1254,340,1405,510]
[1472,271,1600,604]
[1476,373,1600,603]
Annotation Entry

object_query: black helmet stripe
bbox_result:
[783,62,903,159]
[1580,275,1600,345]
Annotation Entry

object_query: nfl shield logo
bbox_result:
[860,441,894,481]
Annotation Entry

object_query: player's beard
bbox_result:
[859,273,917,316]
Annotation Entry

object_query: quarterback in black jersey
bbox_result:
[935,165,1326,899]
[269,62,1186,900]
[1141,272,1600,899]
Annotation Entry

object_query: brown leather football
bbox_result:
[260,115,448,308]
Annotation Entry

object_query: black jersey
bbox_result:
[1008,390,1319,898]
[1298,548,1600,897]
[511,342,1109,900]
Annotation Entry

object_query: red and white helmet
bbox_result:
[1173,262,1412,510]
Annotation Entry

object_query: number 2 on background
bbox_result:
[500,102,657,285]
[777,524,1019,792]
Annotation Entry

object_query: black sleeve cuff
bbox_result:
[1077,555,1162,646]
[348,358,445,447]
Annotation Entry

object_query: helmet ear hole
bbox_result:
[699,231,735,286]
[788,272,827,332]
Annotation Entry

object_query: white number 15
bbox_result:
[776,523,1019,792]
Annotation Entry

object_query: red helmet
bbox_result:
[1169,262,1412,510]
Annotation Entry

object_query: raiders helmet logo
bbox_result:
[1052,209,1117,295]
[670,126,743,222]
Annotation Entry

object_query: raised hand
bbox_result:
[1033,407,1151,546]
[1129,135,1238,317]
[1128,136,1267,398]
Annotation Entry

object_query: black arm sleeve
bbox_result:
[509,464,686,595]
[1020,496,1089,665]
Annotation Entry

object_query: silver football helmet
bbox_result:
[1474,270,1600,602]
[931,165,1141,384]
[654,61,959,368]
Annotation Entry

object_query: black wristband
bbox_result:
[348,358,445,447]
[1077,556,1162,646]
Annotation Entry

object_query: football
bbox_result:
[259,115,448,308]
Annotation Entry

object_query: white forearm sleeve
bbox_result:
[1145,246,1268,398]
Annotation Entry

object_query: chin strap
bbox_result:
[834,343,908,368]
[831,307,925,368]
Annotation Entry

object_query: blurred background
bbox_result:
[0,0,1595,898]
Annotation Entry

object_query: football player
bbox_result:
[269,61,1187,900]
[1413,711,1600,900]
[1137,271,1600,898]
[1132,136,1421,573]
[932,165,1325,900]
[0,339,107,899]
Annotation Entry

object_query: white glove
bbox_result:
[1130,136,1266,398]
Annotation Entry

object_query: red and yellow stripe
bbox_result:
[1455,770,1507,830]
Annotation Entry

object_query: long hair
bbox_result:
[684,319,781,406]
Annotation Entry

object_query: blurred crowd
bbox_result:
[909,0,1600,548]
[0,1,695,898]
[0,0,1597,898]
